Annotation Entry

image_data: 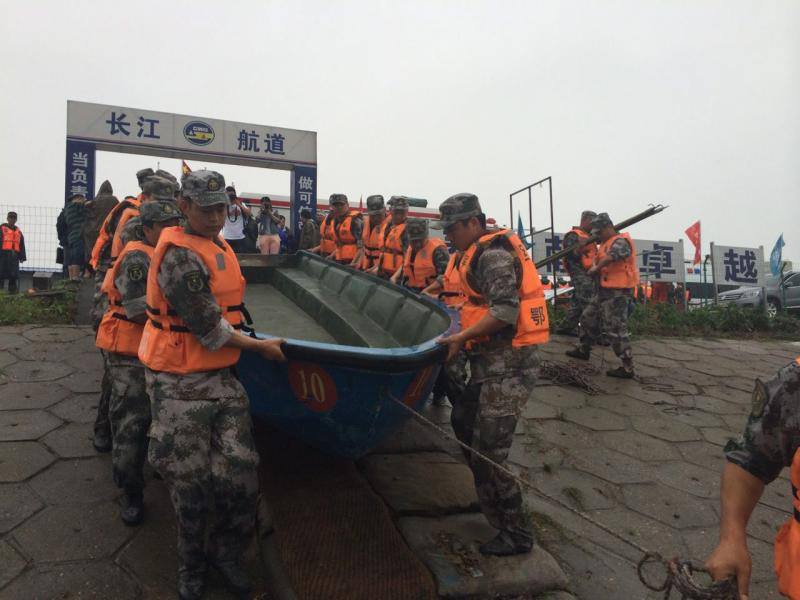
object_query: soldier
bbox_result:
[556,210,597,336]
[392,218,449,291]
[329,194,363,266]
[95,201,180,525]
[0,212,26,294]
[435,193,549,556]
[138,170,286,600]
[566,213,638,378]
[705,357,800,600]
[297,208,320,251]
[370,196,409,279]
[361,195,390,271]
[310,195,339,258]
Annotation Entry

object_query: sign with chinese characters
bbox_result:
[636,239,685,284]
[530,230,567,277]
[66,100,316,169]
[64,139,96,201]
[290,166,317,237]
[710,244,766,287]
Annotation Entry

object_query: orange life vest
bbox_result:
[362,216,389,270]
[565,226,597,271]
[380,222,407,276]
[440,252,465,307]
[597,232,639,289]
[542,281,553,291]
[111,205,142,260]
[334,210,361,263]
[403,238,447,290]
[90,196,142,269]
[138,227,245,374]
[320,214,337,256]
[458,229,550,348]
[1,226,21,252]
[95,241,153,357]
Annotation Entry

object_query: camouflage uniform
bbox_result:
[577,236,635,368]
[146,175,258,582]
[560,228,597,331]
[725,359,800,484]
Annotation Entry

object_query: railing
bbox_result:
[0,205,63,272]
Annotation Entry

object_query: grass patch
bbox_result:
[0,281,77,325]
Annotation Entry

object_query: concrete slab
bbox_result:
[0,351,17,369]
[509,442,565,471]
[0,482,43,533]
[563,406,628,431]
[676,440,727,470]
[22,326,88,343]
[620,482,718,529]
[0,410,62,441]
[63,350,105,373]
[567,446,651,484]
[587,393,655,416]
[10,341,74,363]
[0,560,140,599]
[523,400,559,420]
[597,430,680,462]
[0,382,69,410]
[586,507,688,559]
[41,423,97,458]
[4,360,73,383]
[651,461,720,499]
[0,539,26,589]
[49,393,100,424]
[529,420,600,450]
[361,453,479,515]
[531,468,620,511]
[58,369,103,394]
[0,332,29,352]
[533,386,589,409]
[630,414,701,442]
[0,441,56,482]
[398,513,568,598]
[700,427,736,447]
[28,457,118,505]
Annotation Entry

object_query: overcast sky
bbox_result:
[1,1,798,261]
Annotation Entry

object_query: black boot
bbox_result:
[479,530,535,556]
[92,429,112,453]
[565,347,591,360]
[212,560,253,597]
[606,366,635,379]
[177,568,206,600]
[121,493,144,526]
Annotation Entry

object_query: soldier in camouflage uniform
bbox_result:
[557,210,597,335]
[705,358,800,599]
[436,194,542,556]
[566,213,637,378]
[142,170,286,600]
[101,198,180,525]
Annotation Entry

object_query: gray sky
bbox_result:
[1,0,798,262]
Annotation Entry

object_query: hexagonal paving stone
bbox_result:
[22,326,88,343]
[621,483,717,529]
[0,539,26,589]
[0,381,70,411]
[597,430,680,462]
[522,400,558,420]
[0,560,140,598]
[700,427,736,447]
[721,376,758,393]
[0,410,62,441]
[0,332,28,352]
[532,386,589,409]
[651,461,720,498]
[0,482,44,533]
[533,468,619,511]
[63,351,104,374]
[567,446,651,484]
[586,507,688,559]
[646,377,700,396]
[622,387,685,406]
[0,350,18,369]
[721,413,747,432]
[676,441,726,469]
[630,415,701,442]
[48,393,99,424]
[0,441,56,482]
[747,502,790,544]
[12,502,133,562]
[10,342,73,363]
[29,457,118,504]
[4,360,73,383]
[689,394,749,415]
[587,393,654,416]
[58,370,103,394]
[635,354,681,369]
[41,423,97,458]
[563,407,627,431]
[656,406,724,428]
[509,442,565,471]
[529,420,600,450]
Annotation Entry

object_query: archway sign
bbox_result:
[65,100,317,236]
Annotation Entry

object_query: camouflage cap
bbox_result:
[366,195,386,215]
[389,196,409,211]
[581,210,598,221]
[136,168,155,189]
[406,218,429,241]
[142,176,178,201]
[180,170,229,206]
[139,200,182,224]
[329,193,348,205]
[590,212,614,231]
[432,193,482,229]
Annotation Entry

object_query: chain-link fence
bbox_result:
[0,205,63,272]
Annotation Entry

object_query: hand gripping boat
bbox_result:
[236,251,451,458]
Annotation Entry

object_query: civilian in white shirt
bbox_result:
[221,186,252,253]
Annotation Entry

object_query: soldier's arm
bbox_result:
[563,231,580,257]
[592,237,631,271]
[351,216,364,249]
[432,246,450,276]
[477,247,519,326]
[115,250,150,325]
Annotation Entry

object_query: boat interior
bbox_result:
[240,253,451,348]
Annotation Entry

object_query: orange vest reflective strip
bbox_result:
[597,232,639,289]
[774,447,800,597]
[458,229,549,348]
[1,226,21,252]
[404,238,446,289]
[362,216,389,269]
[380,222,406,275]
[334,210,361,262]
[138,227,245,374]
[569,227,597,270]
[320,216,337,255]
[95,241,153,357]
[440,252,465,307]
[90,196,142,269]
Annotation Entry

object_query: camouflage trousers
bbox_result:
[91,268,109,332]
[560,272,597,331]
[449,343,539,537]
[107,354,150,495]
[146,369,260,572]
[94,351,112,442]
[579,288,634,367]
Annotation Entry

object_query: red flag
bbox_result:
[685,220,701,265]
[181,160,192,176]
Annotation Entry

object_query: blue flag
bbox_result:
[770,234,785,276]
[517,212,532,249]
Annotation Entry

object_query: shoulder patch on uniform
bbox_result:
[127,264,144,282]
[751,379,767,418]
[183,270,205,293]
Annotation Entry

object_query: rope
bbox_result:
[385,390,738,600]
[538,360,603,395]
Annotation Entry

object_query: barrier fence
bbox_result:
[0,205,63,273]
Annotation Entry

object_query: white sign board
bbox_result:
[710,243,766,287]
[66,100,316,169]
